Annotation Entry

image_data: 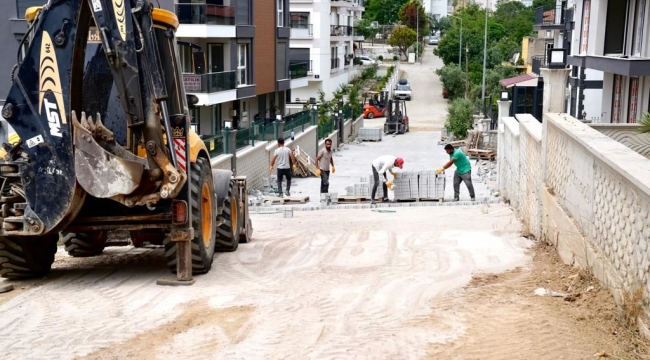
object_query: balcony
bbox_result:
[330,25,353,37]
[533,5,564,31]
[344,57,351,67]
[183,71,236,93]
[290,24,313,38]
[331,0,364,8]
[531,55,546,75]
[175,3,235,25]
[330,58,340,70]
[289,62,309,79]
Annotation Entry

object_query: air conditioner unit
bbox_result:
[307,71,313,75]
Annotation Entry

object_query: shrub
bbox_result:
[393,55,399,61]
[436,64,465,100]
[378,55,384,61]
[445,98,474,139]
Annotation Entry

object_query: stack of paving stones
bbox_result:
[417,170,445,200]
[358,128,382,142]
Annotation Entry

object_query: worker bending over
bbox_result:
[371,155,404,205]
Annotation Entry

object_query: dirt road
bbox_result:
[1,204,646,359]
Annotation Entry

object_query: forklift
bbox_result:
[383,99,410,134]
[362,90,389,119]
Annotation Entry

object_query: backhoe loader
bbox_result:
[0,0,251,284]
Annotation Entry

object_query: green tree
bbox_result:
[388,25,417,59]
[364,0,409,24]
[445,98,475,138]
[398,0,430,37]
[355,18,376,39]
[493,0,534,44]
[436,64,466,100]
[431,16,452,36]
[348,86,363,119]
[532,0,556,10]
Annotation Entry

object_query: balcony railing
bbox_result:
[203,135,225,157]
[330,25,353,37]
[344,57,351,66]
[289,62,309,79]
[531,55,546,75]
[534,5,563,27]
[182,71,237,93]
[175,3,236,25]
[330,58,340,69]
[290,23,313,37]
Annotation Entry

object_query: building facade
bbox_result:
[288,0,364,102]
[1,0,308,150]
[424,0,453,20]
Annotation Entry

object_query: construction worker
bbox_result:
[315,139,335,193]
[270,137,297,197]
[437,144,475,201]
[371,155,404,205]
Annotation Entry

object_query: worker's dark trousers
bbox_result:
[453,170,475,199]
[320,170,330,193]
[277,168,292,194]
[371,166,387,200]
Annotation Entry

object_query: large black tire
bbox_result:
[164,158,216,274]
[215,180,242,252]
[398,123,406,134]
[0,235,58,279]
[62,231,108,257]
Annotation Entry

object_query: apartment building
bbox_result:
[565,0,650,123]
[288,0,365,102]
[424,0,453,20]
[0,0,307,150]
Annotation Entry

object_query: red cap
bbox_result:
[395,157,404,169]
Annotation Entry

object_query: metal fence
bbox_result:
[203,135,225,158]
[534,5,564,27]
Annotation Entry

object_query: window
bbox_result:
[213,104,222,135]
[189,107,200,134]
[633,0,646,57]
[16,0,43,18]
[277,0,284,27]
[209,44,224,73]
[581,0,591,54]
[179,44,194,74]
[612,74,623,123]
[290,12,309,28]
[603,0,627,55]
[629,77,639,123]
[237,44,248,86]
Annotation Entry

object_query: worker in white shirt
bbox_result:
[371,155,404,205]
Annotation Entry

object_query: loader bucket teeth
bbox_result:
[73,111,145,199]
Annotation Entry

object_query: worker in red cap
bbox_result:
[370,155,404,205]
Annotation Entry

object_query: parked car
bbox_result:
[428,35,439,45]
[394,79,412,101]
[357,56,376,65]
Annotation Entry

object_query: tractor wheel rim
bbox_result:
[231,195,238,237]
[201,181,213,247]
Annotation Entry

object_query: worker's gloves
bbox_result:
[269,166,273,172]
[316,169,321,177]
[386,181,394,190]
[331,166,336,173]
[436,167,444,174]
[292,165,297,172]
[390,171,397,178]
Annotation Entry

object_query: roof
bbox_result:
[499,73,538,88]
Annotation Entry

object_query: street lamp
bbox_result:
[481,0,489,114]
[447,14,462,66]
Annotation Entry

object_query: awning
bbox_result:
[499,73,538,88]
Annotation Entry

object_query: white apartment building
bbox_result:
[288,0,365,101]
[424,0,453,20]
[565,0,648,123]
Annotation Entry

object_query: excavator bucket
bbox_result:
[73,111,145,198]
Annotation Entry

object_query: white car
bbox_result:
[357,56,376,65]
[394,79,412,100]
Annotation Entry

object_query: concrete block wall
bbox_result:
[352,116,363,138]
[344,120,353,142]
[500,111,650,333]
[235,142,269,190]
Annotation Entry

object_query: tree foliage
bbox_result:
[430,16,452,36]
[364,0,409,24]
[532,0,557,10]
[355,18,376,39]
[388,25,417,59]
[445,98,475,138]
[398,0,430,36]
[436,64,465,101]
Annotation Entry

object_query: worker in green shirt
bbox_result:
[437,144,475,201]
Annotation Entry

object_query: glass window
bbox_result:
[237,44,248,86]
[633,0,646,57]
[277,0,284,27]
[290,12,309,28]
[16,0,44,19]
[178,44,194,74]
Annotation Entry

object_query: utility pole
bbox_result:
[481,0,488,114]
[465,45,469,98]
[416,4,419,63]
